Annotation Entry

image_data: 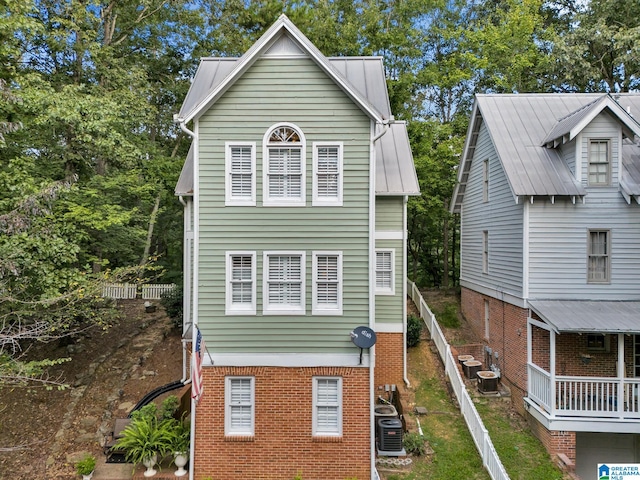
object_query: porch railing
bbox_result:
[528,365,640,419]
[528,364,551,411]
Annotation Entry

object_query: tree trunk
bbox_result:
[442,201,449,287]
[140,193,161,266]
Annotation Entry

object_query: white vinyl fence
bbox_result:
[102,283,176,300]
[408,280,510,480]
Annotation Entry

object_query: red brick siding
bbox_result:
[461,288,529,394]
[374,332,404,389]
[193,366,370,480]
[526,416,576,464]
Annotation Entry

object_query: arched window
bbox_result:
[263,123,305,205]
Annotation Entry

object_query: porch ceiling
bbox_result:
[528,300,640,334]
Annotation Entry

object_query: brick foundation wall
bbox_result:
[526,414,576,464]
[460,287,529,393]
[193,366,370,480]
[461,287,578,462]
[374,332,404,390]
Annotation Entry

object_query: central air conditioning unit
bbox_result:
[377,418,403,452]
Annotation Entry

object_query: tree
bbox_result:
[551,0,640,92]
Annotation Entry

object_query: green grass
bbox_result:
[382,345,490,480]
[475,400,566,480]
[432,303,460,328]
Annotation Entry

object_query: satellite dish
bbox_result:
[350,326,377,349]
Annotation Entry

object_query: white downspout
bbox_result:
[403,195,410,387]
[174,115,197,480]
[370,119,391,480]
[179,195,189,382]
[369,120,377,480]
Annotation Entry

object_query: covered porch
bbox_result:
[524,300,640,428]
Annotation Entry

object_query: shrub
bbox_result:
[403,431,427,456]
[407,314,423,347]
[160,286,183,329]
[75,454,96,475]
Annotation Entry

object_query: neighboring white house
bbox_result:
[452,93,640,479]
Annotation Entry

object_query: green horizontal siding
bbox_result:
[375,197,403,231]
[374,239,403,324]
[197,57,372,354]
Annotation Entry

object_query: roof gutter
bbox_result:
[174,114,195,139]
[372,118,392,142]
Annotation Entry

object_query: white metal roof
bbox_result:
[174,15,419,197]
[176,15,385,124]
[529,300,640,334]
[451,93,640,213]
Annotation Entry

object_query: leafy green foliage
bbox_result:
[160,286,183,329]
[403,431,427,456]
[75,454,96,475]
[118,395,186,466]
[407,315,423,348]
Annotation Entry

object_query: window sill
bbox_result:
[312,436,342,443]
[224,435,255,442]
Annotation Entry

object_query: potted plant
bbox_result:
[115,405,172,477]
[168,418,190,477]
[75,453,96,480]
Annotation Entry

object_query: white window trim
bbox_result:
[225,251,256,315]
[225,376,255,436]
[482,230,489,274]
[587,139,611,187]
[587,229,610,284]
[225,142,256,206]
[375,249,395,296]
[262,122,306,207]
[483,159,489,202]
[312,376,342,437]
[312,251,343,315]
[312,142,343,206]
[263,251,306,315]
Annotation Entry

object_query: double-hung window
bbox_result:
[483,159,489,202]
[225,142,256,205]
[482,230,489,274]
[313,142,343,206]
[225,377,254,436]
[588,230,610,283]
[375,249,394,295]
[588,139,610,186]
[263,124,305,206]
[225,252,256,315]
[263,252,305,314]
[312,252,342,315]
[313,377,342,437]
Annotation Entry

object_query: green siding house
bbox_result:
[174,15,419,480]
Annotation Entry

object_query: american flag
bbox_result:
[192,329,204,404]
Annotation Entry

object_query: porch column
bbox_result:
[618,333,624,418]
[550,329,556,417]
[527,319,532,395]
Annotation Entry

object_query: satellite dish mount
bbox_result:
[350,326,377,365]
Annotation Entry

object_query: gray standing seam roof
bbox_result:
[529,300,640,334]
[175,144,193,196]
[175,51,418,196]
[375,122,420,195]
[452,93,640,212]
[178,57,391,122]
